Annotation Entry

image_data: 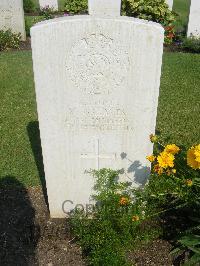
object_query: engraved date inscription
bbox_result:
[65,100,131,131]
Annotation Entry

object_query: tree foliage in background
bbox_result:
[64,0,87,14]
[64,0,175,43]
[64,0,175,27]
[122,0,175,26]
[23,0,35,13]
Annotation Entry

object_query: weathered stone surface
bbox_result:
[187,0,200,37]
[0,0,26,40]
[88,0,121,16]
[39,0,58,10]
[31,13,164,218]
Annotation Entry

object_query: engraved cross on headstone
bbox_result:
[88,0,121,17]
[80,139,116,170]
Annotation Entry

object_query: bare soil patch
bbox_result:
[0,177,85,266]
[0,178,174,265]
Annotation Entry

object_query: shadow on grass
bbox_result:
[27,121,48,209]
[0,176,39,265]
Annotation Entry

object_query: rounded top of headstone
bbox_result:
[88,0,121,16]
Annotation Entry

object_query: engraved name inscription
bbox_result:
[66,33,130,95]
[0,9,13,25]
[65,100,131,131]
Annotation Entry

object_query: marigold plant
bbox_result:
[119,196,129,206]
[146,134,199,185]
[132,215,140,222]
[70,136,199,265]
[187,144,200,169]
[164,144,180,155]
[157,151,175,169]
[146,155,156,163]
[146,136,200,265]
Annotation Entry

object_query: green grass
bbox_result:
[157,52,200,147]
[32,0,39,9]
[0,51,200,187]
[58,0,66,9]
[173,0,191,33]
[25,16,44,36]
[0,51,38,186]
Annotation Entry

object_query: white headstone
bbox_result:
[31,0,164,218]
[187,0,200,37]
[166,0,173,10]
[39,0,58,11]
[0,0,26,41]
[89,0,121,16]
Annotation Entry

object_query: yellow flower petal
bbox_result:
[157,151,175,169]
[119,197,129,206]
[132,215,140,222]
[164,144,180,155]
[185,179,193,187]
[146,155,156,163]
[187,145,200,169]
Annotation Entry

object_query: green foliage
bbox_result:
[146,138,200,210]
[72,217,128,265]
[64,0,175,28]
[144,136,200,265]
[70,169,150,265]
[182,36,200,53]
[63,0,175,43]
[122,0,175,26]
[122,0,176,44]
[64,0,87,14]
[25,16,45,36]
[23,0,35,13]
[0,30,21,51]
[173,0,191,34]
[39,6,56,19]
[171,234,200,265]
[70,137,200,264]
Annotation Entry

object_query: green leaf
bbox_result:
[170,247,184,256]
[184,254,200,266]
[179,235,200,247]
[188,246,200,255]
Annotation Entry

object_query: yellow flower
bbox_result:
[185,179,193,187]
[172,169,176,174]
[187,145,200,169]
[164,144,180,155]
[132,215,140,222]
[119,197,129,206]
[157,151,175,169]
[149,134,158,143]
[194,146,200,163]
[146,155,156,163]
[154,164,164,175]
